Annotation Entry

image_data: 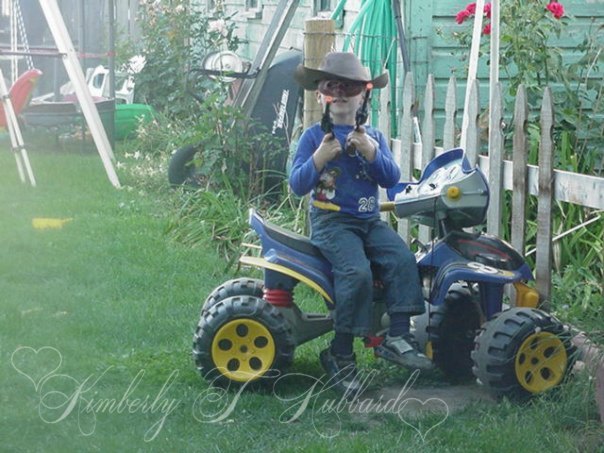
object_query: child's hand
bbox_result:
[313,133,342,171]
[346,126,377,161]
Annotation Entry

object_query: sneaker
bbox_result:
[374,333,434,371]
[319,348,362,398]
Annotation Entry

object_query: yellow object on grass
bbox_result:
[32,218,73,230]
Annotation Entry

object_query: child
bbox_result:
[289,52,432,396]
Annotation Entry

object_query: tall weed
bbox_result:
[165,186,304,271]
[165,188,249,270]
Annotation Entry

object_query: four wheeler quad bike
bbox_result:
[192,148,576,399]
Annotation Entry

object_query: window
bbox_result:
[244,0,262,19]
[315,0,331,13]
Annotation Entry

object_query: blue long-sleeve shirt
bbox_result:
[289,123,401,218]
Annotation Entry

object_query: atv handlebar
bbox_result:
[379,202,395,212]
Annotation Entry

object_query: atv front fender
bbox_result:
[430,260,533,318]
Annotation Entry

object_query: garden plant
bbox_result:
[450,1,603,323]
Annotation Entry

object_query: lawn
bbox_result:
[1,137,602,452]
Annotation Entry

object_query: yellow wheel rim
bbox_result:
[211,318,276,383]
[515,332,568,393]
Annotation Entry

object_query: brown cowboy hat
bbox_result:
[294,52,389,90]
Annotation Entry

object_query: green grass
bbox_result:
[1,140,602,452]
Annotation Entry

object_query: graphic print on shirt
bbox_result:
[355,158,373,182]
[315,167,340,201]
[358,196,376,212]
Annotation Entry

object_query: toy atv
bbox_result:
[192,148,575,399]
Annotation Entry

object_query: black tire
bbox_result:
[193,295,295,388]
[427,283,482,382]
[472,307,576,400]
[202,278,264,314]
[168,143,203,187]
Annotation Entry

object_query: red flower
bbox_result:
[456,9,472,24]
[456,2,493,24]
[546,1,565,19]
[484,2,492,18]
[482,22,491,35]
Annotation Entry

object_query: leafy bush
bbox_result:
[552,264,603,337]
[165,188,249,269]
[451,1,604,171]
[132,0,239,119]
[181,101,285,199]
[164,187,304,270]
[116,1,294,261]
[163,99,292,259]
[116,110,196,192]
[455,1,568,102]
[447,3,604,335]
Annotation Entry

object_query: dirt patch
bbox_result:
[572,333,604,424]
[340,381,496,440]
[370,381,496,418]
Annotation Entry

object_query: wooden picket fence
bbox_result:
[378,73,604,306]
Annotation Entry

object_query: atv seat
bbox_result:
[262,218,325,259]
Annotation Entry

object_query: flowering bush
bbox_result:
[455,1,565,32]
[451,1,571,108]
[450,0,603,171]
[453,0,567,71]
[498,0,567,96]
[132,0,240,119]
[450,1,603,292]
[456,1,492,34]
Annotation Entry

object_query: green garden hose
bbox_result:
[331,0,399,134]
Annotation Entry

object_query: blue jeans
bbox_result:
[310,211,424,336]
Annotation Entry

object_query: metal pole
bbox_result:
[78,0,87,144]
[108,0,116,100]
[231,0,300,117]
[108,0,116,150]
[78,0,86,70]
[0,68,36,186]
[10,0,18,84]
[38,0,120,188]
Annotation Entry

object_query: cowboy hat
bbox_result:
[294,52,389,90]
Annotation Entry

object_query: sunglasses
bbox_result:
[318,79,366,97]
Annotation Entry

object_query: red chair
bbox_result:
[0,68,43,128]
